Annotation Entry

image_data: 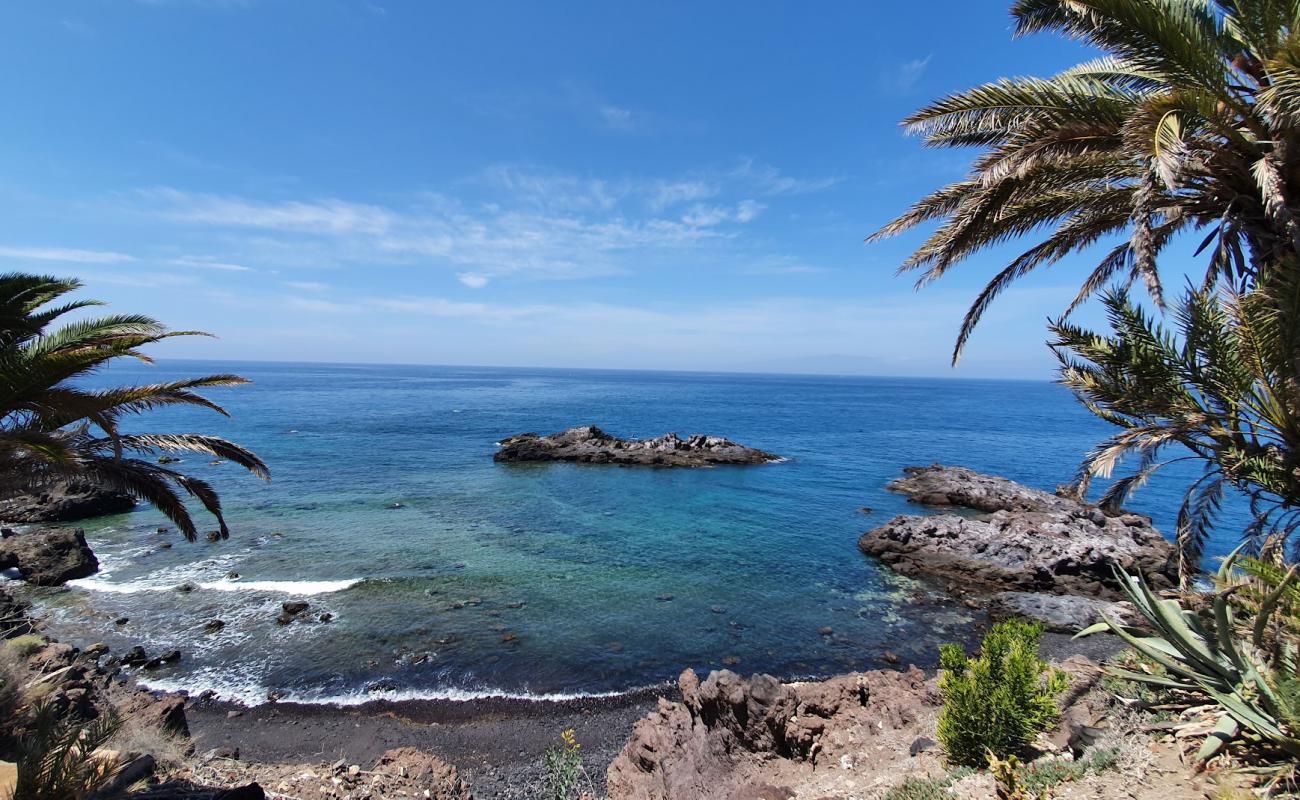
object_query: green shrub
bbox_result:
[1017,747,1121,794]
[3,635,43,660]
[936,620,1068,767]
[881,768,974,800]
[541,728,588,800]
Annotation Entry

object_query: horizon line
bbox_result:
[123,355,1056,384]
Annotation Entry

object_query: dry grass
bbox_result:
[0,642,23,728]
[3,634,44,659]
[110,718,191,772]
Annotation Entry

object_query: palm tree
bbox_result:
[1049,267,1300,580]
[872,0,1300,363]
[0,273,268,540]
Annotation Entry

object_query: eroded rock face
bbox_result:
[0,480,135,524]
[859,507,1176,597]
[0,527,99,586]
[606,667,937,800]
[494,426,781,467]
[887,464,1075,514]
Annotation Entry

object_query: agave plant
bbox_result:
[0,273,268,539]
[872,0,1300,363]
[1235,555,1300,669]
[1050,267,1300,576]
[1078,547,1300,763]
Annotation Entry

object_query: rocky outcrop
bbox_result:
[861,466,1177,599]
[0,595,192,760]
[0,480,135,524]
[887,464,1076,513]
[606,667,937,800]
[860,508,1176,598]
[494,426,780,467]
[0,527,99,585]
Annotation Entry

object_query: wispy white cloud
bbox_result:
[682,200,764,227]
[600,105,636,131]
[146,188,394,234]
[740,257,830,276]
[734,199,764,223]
[169,256,254,272]
[286,296,356,314]
[647,180,718,212]
[133,161,832,288]
[0,245,135,264]
[282,280,330,292]
[732,160,842,195]
[886,55,932,93]
[480,166,619,212]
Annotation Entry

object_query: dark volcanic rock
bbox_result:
[0,479,135,524]
[887,464,1075,513]
[0,527,99,586]
[494,425,780,467]
[861,466,1177,598]
[860,504,1176,598]
[607,667,935,800]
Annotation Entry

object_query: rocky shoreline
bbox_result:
[0,463,1195,798]
[494,425,781,467]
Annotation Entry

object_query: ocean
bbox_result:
[14,361,1247,705]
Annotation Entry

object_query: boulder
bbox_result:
[988,592,1140,633]
[0,480,134,524]
[887,464,1075,513]
[494,426,780,467]
[0,527,99,586]
[860,509,1176,598]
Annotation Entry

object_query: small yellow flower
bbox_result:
[560,728,581,752]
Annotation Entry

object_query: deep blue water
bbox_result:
[16,361,1246,704]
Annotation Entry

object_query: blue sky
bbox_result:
[0,1,1108,378]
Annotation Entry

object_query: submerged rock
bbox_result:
[494,425,780,467]
[0,527,99,586]
[0,480,135,524]
[989,592,1139,633]
[861,467,1177,598]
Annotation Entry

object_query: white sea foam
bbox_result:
[68,577,361,596]
[135,666,638,707]
[199,578,361,594]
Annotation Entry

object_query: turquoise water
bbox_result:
[17,361,1245,704]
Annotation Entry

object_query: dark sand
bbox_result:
[181,631,1118,799]
[185,686,666,799]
